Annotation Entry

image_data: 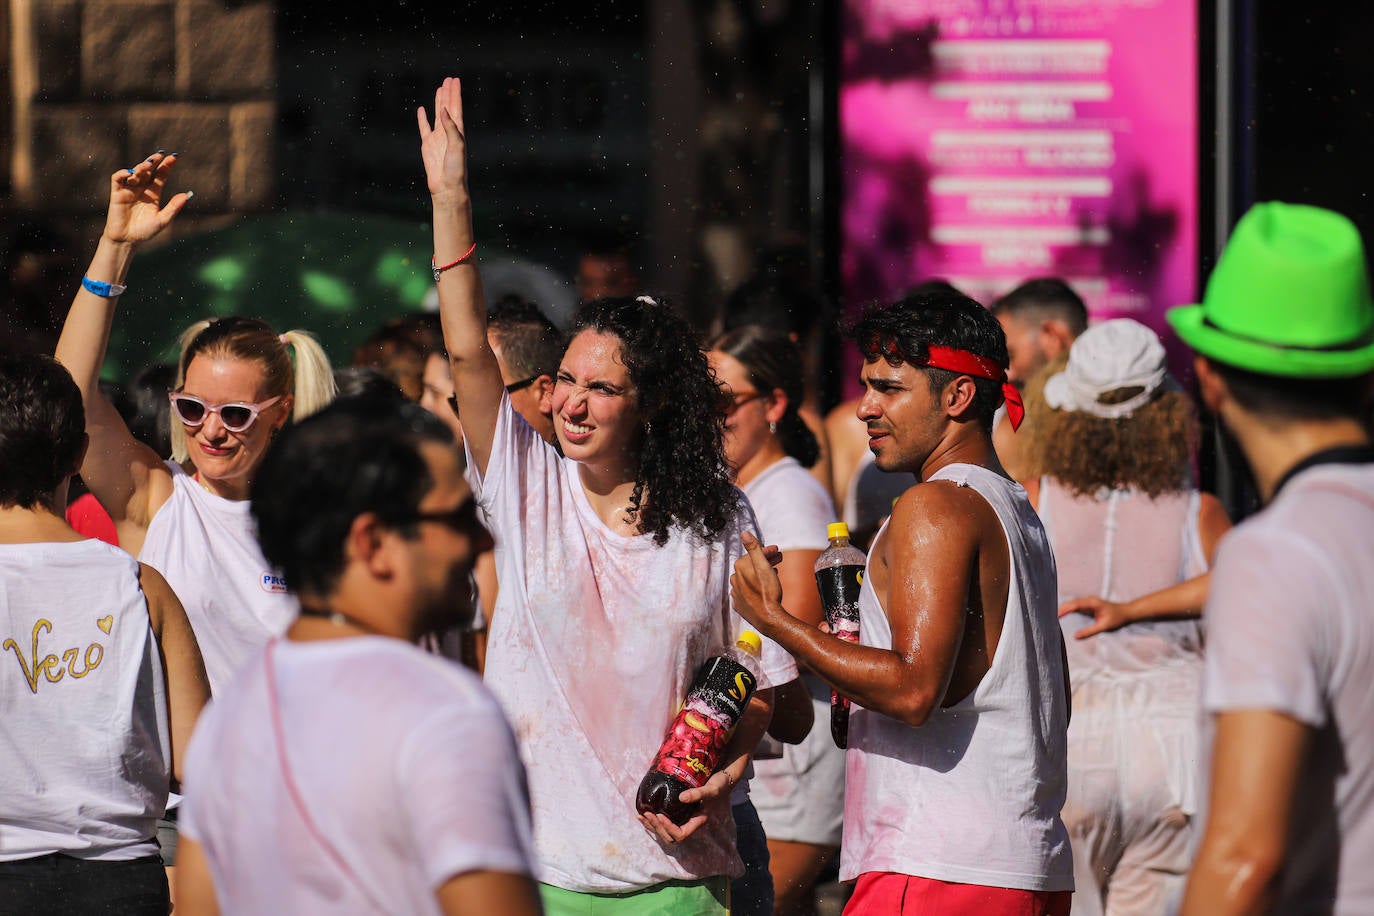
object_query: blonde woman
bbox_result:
[55,152,336,695]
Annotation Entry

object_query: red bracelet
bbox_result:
[431,241,477,283]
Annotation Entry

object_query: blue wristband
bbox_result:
[81,276,127,298]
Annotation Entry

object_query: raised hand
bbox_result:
[417,77,469,200]
[104,151,191,247]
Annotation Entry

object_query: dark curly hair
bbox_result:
[571,295,741,546]
[711,324,820,468]
[0,354,86,509]
[850,289,1009,430]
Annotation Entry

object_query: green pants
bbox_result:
[540,877,729,916]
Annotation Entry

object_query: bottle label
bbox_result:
[649,657,757,789]
[816,564,864,642]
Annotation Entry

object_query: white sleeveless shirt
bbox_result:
[140,462,296,694]
[0,539,169,861]
[840,463,1074,891]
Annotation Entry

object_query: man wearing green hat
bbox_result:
[1170,202,1374,915]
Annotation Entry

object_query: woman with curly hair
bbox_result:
[1020,319,1231,916]
[420,78,795,916]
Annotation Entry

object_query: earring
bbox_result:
[769,420,777,435]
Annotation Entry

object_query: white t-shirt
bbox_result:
[180,636,534,914]
[470,395,795,893]
[139,462,297,694]
[742,457,847,846]
[744,457,835,554]
[0,539,168,862]
[841,464,1073,891]
[1201,461,1374,915]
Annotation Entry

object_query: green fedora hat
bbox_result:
[1167,201,1374,377]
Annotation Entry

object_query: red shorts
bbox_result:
[845,872,1071,916]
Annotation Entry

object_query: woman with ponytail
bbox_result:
[708,324,845,915]
[55,152,337,696]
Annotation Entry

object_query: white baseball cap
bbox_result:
[1042,318,1177,419]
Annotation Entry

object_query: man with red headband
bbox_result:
[732,290,1073,914]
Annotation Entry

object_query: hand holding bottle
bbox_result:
[636,633,764,842]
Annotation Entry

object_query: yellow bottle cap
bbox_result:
[736,631,763,656]
[827,522,850,541]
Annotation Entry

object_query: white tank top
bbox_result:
[839,463,1074,891]
[0,539,169,861]
[1039,478,1208,683]
[140,462,297,693]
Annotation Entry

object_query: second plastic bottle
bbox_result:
[814,522,866,748]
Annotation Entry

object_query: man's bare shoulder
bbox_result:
[892,475,993,513]
[887,477,995,546]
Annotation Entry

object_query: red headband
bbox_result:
[922,346,1024,431]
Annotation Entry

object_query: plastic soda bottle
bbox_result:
[635,632,763,825]
[814,522,865,748]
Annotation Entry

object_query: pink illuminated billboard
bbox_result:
[840,0,1199,363]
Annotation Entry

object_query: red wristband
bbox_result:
[431,241,477,282]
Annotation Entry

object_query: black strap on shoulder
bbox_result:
[1271,445,1374,498]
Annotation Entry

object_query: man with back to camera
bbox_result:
[989,278,1089,480]
[732,290,1074,914]
[1172,202,1374,915]
[172,396,541,915]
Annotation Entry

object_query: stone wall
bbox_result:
[7,0,275,216]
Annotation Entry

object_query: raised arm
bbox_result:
[55,153,189,547]
[418,78,505,476]
[140,562,210,786]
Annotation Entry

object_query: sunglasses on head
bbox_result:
[168,392,282,433]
